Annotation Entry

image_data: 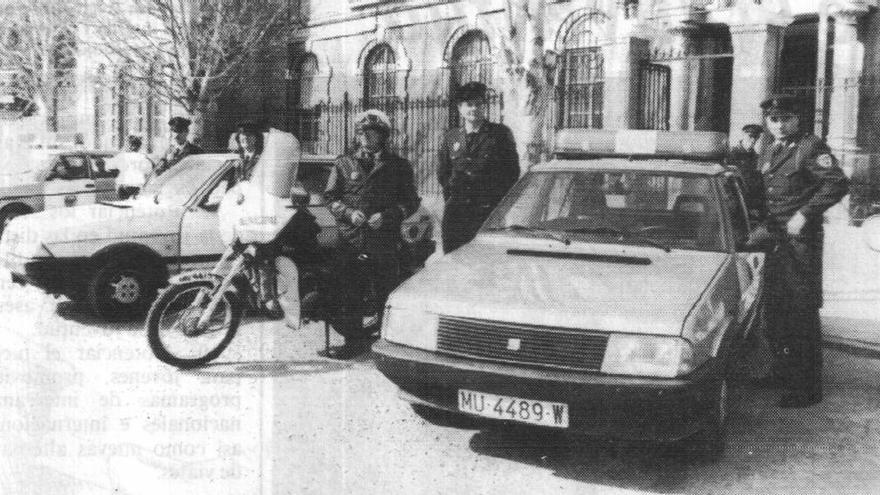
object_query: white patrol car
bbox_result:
[0,149,119,237]
[0,153,435,321]
[374,129,765,459]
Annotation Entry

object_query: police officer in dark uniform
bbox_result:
[726,123,767,220]
[154,116,203,176]
[751,94,849,408]
[325,109,421,359]
[438,82,520,253]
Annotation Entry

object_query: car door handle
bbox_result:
[85,183,95,188]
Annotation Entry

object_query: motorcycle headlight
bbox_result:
[600,334,695,378]
[382,307,439,351]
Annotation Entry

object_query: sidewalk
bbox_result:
[820,222,880,357]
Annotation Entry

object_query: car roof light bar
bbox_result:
[553,129,729,161]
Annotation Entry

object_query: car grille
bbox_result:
[437,316,609,371]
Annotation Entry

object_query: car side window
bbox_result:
[91,155,118,179]
[297,162,333,205]
[48,155,89,180]
[201,169,235,210]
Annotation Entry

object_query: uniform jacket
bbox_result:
[155,141,203,175]
[757,132,848,233]
[325,149,420,255]
[438,122,520,207]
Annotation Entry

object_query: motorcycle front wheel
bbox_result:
[146,281,243,368]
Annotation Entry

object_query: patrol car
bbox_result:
[0,153,435,320]
[0,149,119,238]
[374,129,765,459]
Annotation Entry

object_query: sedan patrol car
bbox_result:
[374,129,765,458]
[0,149,119,237]
[0,153,434,320]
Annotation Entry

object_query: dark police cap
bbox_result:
[168,116,192,132]
[760,94,801,116]
[454,81,489,103]
[236,121,261,135]
[741,124,764,136]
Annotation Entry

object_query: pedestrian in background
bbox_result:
[726,123,767,221]
[154,116,202,176]
[750,94,849,408]
[110,135,153,199]
[438,82,519,253]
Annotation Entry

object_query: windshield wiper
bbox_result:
[486,225,571,245]
[564,226,672,253]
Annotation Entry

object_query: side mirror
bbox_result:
[289,182,310,208]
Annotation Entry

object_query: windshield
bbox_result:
[483,169,725,252]
[142,155,231,205]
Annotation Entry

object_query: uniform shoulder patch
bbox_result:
[816,154,834,169]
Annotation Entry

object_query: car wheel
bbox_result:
[87,262,158,321]
[0,207,29,239]
[678,378,729,463]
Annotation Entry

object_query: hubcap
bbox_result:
[109,275,141,304]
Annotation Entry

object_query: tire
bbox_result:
[0,206,30,239]
[677,378,729,463]
[146,281,242,369]
[87,261,159,321]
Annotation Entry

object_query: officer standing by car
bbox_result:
[438,82,519,253]
[154,116,203,176]
[751,94,849,408]
[324,109,420,359]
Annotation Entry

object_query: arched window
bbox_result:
[557,13,605,129]
[450,30,492,91]
[449,30,493,125]
[363,44,397,113]
[293,53,321,152]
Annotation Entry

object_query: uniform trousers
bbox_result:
[763,231,824,398]
[331,244,400,342]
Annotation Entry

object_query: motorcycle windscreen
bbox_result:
[249,128,300,198]
[218,181,298,245]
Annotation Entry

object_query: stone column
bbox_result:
[826,6,868,158]
[662,25,695,131]
[728,23,786,136]
[603,37,650,129]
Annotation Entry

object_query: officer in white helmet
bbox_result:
[324,109,420,358]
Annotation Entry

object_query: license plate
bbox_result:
[457,389,569,428]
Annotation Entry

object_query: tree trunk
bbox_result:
[502,0,550,170]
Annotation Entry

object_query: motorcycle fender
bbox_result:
[168,271,220,286]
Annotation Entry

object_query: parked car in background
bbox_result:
[0,150,119,237]
[374,129,766,460]
[0,153,435,320]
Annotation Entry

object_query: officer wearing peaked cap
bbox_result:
[154,116,203,176]
[438,82,520,253]
[750,94,848,408]
[324,108,420,359]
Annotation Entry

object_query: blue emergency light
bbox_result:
[554,129,729,161]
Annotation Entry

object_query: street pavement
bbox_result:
[0,266,879,495]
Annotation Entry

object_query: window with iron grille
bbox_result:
[449,30,493,126]
[363,44,397,114]
[557,13,605,129]
[293,53,321,152]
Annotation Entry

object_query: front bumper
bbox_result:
[3,256,90,296]
[374,340,723,441]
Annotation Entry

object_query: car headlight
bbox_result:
[382,307,439,351]
[600,334,695,378]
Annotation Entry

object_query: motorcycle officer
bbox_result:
[324,109,420,359]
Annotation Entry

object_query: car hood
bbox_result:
[390,236,729,336]
[9,199,184,247]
